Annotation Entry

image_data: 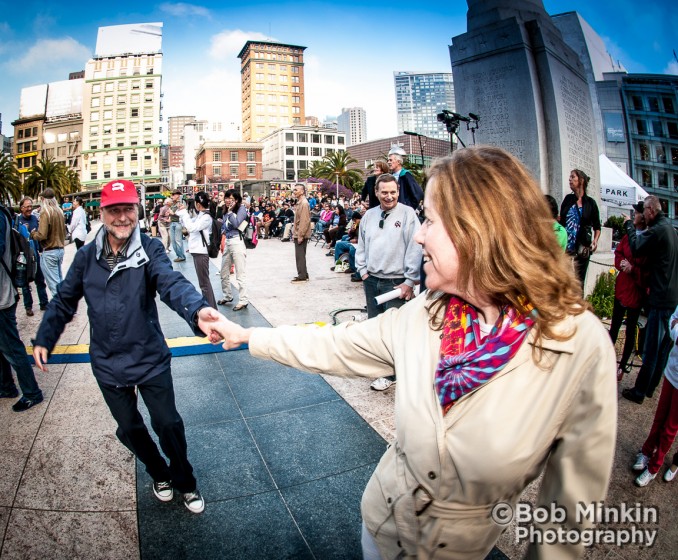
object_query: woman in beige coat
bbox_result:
[211,146,617,559]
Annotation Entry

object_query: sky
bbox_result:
[0,0,675,142]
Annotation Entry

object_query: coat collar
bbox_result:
[95,225,149,278]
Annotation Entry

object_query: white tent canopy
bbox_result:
[599,154,649,208]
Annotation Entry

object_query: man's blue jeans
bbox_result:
[0,302,42,400]
[169,222,185,259]
[334,240,356,271]
[631,307,673,398]
[41,248,63,299]
[21,256,49,309]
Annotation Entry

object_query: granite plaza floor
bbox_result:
[1,224,676,559]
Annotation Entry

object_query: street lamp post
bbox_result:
[404,131,426,169]
[335,172,339,199]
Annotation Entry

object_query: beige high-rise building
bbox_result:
[238,41,306,142]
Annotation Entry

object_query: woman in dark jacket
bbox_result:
[323,204,347,250]
[560,169,601,290]
[361,160,388,209]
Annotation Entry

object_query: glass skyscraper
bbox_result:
[394,71,455,141]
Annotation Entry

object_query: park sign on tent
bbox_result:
[599,154,649,209]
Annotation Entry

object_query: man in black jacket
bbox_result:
[622,195,678,404]
[387,148,424,210]
[32,180,226,513]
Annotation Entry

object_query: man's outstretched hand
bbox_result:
[197,307,253,349]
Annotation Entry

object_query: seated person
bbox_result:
[259,205,276,239]
[333,214,362,273]
[324,205,347,248]
[279,202,296,242]
[314,203,334,233]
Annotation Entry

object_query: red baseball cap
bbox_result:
[100,180,139,208]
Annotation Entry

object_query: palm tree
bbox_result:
[317,151,364,191]
[0,154,22,206]
[23,157,78,199]
[299,160,325,180]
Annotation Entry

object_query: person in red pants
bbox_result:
[632,304,678,486]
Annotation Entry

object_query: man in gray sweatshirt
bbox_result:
[355,173,422,391]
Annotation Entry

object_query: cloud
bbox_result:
[664,60,678,75]
[159,3,211,18]
[208,29,275,59]
[5,37,91,74]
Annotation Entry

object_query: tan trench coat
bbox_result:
[249,293,617,559]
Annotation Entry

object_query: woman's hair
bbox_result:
[194,191,210,209]
[544,194,559,220]
[225,189,242,213]
[571,169,590,193]
[74,196,83,206]
[426,146,586,351]
[336,205,345,215]
[39,188,63,220]
[374,160,389,174]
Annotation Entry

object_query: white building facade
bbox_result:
[80,23,164,189]
[261,125,346,181]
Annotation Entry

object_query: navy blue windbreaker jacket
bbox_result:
[34,225,209,386]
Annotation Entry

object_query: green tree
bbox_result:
[0,154,22,206]
[317,150,363,191]
[23,157,79,199]
[299,160,326,180]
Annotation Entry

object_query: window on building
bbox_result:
[103,110,113,120]
[631,95,643,110]
[230,165,238,178]
[247,151,255,161]
[325,135,335,144]
[91,98,100,108]
[213,151,222,162]
[143,106,153,117]
[663,97,675,114]
[117,171,124,177]
[92,84,101,94]
[145,80,153,89]
[285,132,294,141]
[298,160,307,170]
[338,136,345,145]
[326,148,334,155]
[311,147,321,157]
[297,146,308,156]
[230,151,238,161]
[104,96,113,106]
[640,169,652,188]
[668,122,678,139]
[648,97,660,112]
[104,171,111,179]
[639,144,650,161]
[131,108,139,118]
[286,170,295,181]
[91,173,98,180]
[247,164,255,176]
[286,160,295,169]
[636,120,647,135]
[118,82,127,91]
[292,86,300,93]
[131,153,138,161]
[656,146,666,163]
[213,165,221,176]
[117,155,124,162]
[652,120,663,137]
[132,81,140,90]
[17,129,24,139]
[297,133,307,143]
[286,146,294,155]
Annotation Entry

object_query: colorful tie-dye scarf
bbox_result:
[435,295,536,413]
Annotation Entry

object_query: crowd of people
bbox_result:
[1,144,677,557]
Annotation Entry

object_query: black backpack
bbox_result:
[200,214,221,258]
[0,207,37,288]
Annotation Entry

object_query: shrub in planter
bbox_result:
[586,269,617,319]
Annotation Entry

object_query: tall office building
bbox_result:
[80,23,164,189]
[394,71,455,141]
[337,107,367,146]
[238,41,306,142]
[168,115,195,171]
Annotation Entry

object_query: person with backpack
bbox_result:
[176,191,217,309]
[69,196,88,250]
[16,197,48,316]
[218,189,249,311]
[0,203,44,412]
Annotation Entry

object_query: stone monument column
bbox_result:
[450,0,600,202]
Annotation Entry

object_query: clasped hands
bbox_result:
[196,307,252,349]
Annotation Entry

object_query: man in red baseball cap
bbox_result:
[32,179,228,515]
